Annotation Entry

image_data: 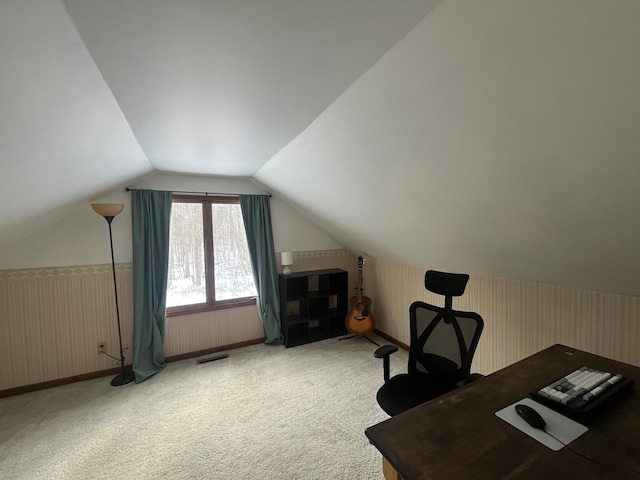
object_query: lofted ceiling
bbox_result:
[1,1,640,296]
[0,0,438,245]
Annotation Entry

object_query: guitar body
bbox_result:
[345,256,375,335]
[346,295,375,335]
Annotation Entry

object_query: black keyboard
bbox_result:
[530,366,635,419]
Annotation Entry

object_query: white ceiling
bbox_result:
[2,0,640,296]
[61,0,440,176]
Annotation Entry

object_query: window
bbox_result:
[166,195,257,316]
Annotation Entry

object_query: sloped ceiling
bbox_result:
[61,0,440,176]
[2,1,640,296]
[0,0,152,247]
[0,0,438,244]
[255,1,640,296]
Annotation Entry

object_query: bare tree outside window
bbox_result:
[167,203,206,307]
[211,203,257,300]
[166,196,257,314]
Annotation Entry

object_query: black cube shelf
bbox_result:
[278,269,349,347]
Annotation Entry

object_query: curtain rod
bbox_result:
[125,187,271,197]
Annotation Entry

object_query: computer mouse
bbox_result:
[515,404,547,429]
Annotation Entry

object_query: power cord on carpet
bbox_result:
[99,345,129,364]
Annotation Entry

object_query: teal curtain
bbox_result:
[130,189,173,382]
[239,195,282,345]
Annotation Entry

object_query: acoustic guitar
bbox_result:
[345,256,375,335]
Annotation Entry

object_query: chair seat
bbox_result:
[376,373,456,417]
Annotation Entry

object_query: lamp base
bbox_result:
[110,368,135,387]
[283,265,292,276]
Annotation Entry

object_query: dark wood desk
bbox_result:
[365,344,640,480]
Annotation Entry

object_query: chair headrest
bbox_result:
[425,270,469,297]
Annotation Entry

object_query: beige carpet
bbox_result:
[0,334,408,479]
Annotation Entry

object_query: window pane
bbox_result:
[211,203,257,300]
[166,202,206,307]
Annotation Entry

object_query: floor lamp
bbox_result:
[92,203,135,387]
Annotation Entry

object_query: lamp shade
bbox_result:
[281,252,293,266]
[281,252,293,276]
[91,203,124,217]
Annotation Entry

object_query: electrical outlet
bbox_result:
[98,342,106,354]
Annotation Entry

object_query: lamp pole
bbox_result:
[92,203,134,387]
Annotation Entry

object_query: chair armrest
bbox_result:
[456,373,484,387]
[374,344,399,359]
[374,344,399,383]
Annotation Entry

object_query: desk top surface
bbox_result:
[365,344,640,480]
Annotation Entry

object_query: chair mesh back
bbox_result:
[409,302,483,384]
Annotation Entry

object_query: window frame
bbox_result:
[166,194,256,317]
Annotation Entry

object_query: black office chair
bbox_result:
[374,270,484,416]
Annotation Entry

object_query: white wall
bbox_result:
[0,174,342,269]
[271,198,342,253]
[0,190,132,269]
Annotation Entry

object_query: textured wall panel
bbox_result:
[0,264,133,390]
[0,250,355,391]
[8,253,634,392]
[367,259,640,375]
